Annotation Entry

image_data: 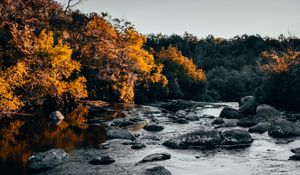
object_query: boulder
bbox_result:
[185,114,199,121]
[248,122,271,133]
[173,118,189,124]
[160,100,195,112]
[27,149,68,171]
[214,121,237,129]
[89,156,115,165]
[239,96,257,115]
[144,124,164,132]
[145,166,172,175]
[163,128,222,149]
[49,111,64,124]
[237,117,260,127]
[220,129,253,147]
[291,148,300,154]
[212,117,225,125]
[131,143,146,150]
[139,153,171,163]
[268,119,300,137]
[106,127,136,140]
[239,96,255,106]
[256,104,281,120]
[175,110,187,117]
[219,107,242,119]
[289,154,300,161]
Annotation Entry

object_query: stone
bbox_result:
[89,155,115,165]
[220,129,253,147]
[143,124,164,132]
[268,119,300,138]
[131,143,146,149]
[139,153,171,163]
[106,127,136,140]
[248,122,271,133]
[173,118,189,124]
[212,117,225,125]
[145,166,172,175]
[49,111,64,125]
[27,149,68,171]
[219,107,242,119]
[256,104,281,119]
[163,128,222,149]
[239,96,257,115]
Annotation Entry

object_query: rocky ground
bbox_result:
[26,98,300,175]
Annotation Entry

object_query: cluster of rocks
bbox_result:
[215,96,300,138]
[163,127,253,149]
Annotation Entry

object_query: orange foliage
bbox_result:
[261,49,300,73]
[157,47,206,81]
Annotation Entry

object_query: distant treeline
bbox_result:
[0,0,299,115]
[146,33,300,111]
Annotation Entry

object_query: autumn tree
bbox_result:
[156,47,206,99]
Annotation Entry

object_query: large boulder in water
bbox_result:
[143,124,164,132]
[145,166,172,175]
[239,96,257,115]
[219,107,242,119]
[27,149,68,172]
[248,122,271,133]
[256,104,281,119]
[268,119,300,138]
[162,128,222,149]
[220,129,253,147]
[106,127,136,140]
[49,111,64,125]
[139,153,171,163]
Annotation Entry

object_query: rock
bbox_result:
[173,118,189,124]
[285,113,300,122]
[144,124,164,132]
[175,110,187,117]
[97,142,110,149]
[27,149,68,171]
[106,127,136,140]
[239,96,257,115]
[220,129,253,147]
[289,154,300,161]
[49,111,64,124]
[268,119,300,138]
[89,156,115,165]
[111,118,143,127]
[291,148,300,154]
[163,128,222,149]
[185,114,199,121]
[256,104,281,119]
[239,96,255,106]
[160,100,195,112]
[237,117,259,127]
[145,166,172,175]
[200,114,215,119]
[248,122,271,133]
[219,107,242,119]
[139,153,171,163]
[131,143,146,149]
[212,117,225,125]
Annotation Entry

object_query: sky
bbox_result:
[57,0,300,38]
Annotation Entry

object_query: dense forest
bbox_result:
[1,0,300,116]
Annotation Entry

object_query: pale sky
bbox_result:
[56,0,300,38]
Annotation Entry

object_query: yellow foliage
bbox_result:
[157,47,206,81]
[262,49,300,73]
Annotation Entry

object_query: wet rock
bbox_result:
[139,153,171,163]
[131,143,146,149]
[185,114,199,121]
[27,149,68,172]
[163,128,222,149]
[173,118,189,124]
[97,142,110,149]
[175,110,187,117]
[106,127,136,140]
[219,107,242,119]
[268,119,300,138]
[256,104,281,119]
[200,114,215,119]
[239,96,255,106]
[239,96,257,115]
[145,166,172,175]
[111,118,143,127]
[144,124,164,132]
[248,122,271,133]
[220,129,253,147]
[49,111,64,125]
[291,148,300,154]
[160,100,195,112]
[289,154,300,161]
[237,116,260,127]
[89,155,115,165]
[212,117,225,125]
[285,113,300,122]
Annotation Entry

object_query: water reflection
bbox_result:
[0,103,106,175]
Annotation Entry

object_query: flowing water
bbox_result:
[0,101,299,175]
